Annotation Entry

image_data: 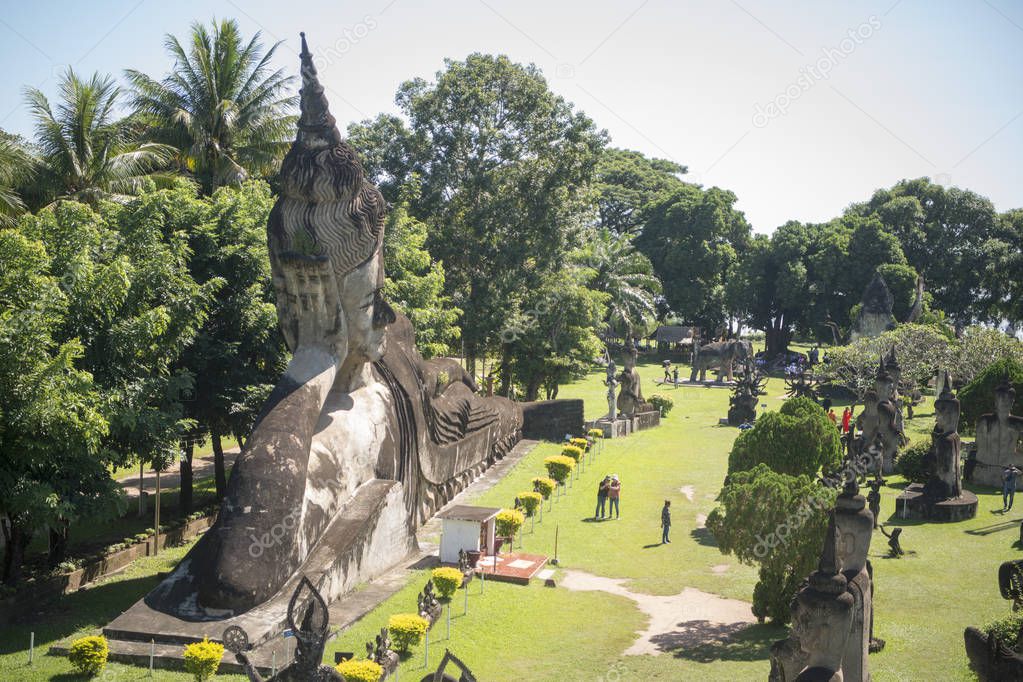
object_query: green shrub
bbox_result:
[517,491,543,517]
[569,437,589,451]
[336,658,384,682]
[55,559,82,574]
[183,637,224,681]
[959,357,1023,433]
[649,394,674,417]
[68,635,108,676]
[105,543,125,554]
[985,611,1023,651]
[134,532,150,542]
[895,440,931,484]
[495,509,525,538]
[727,396,842,477]
[587,428,604,439]
[388,613,429,652]
[144,527,155,535]
[561,445,585,462]
[532,477,556,499]
[431,566,464,599]
[544,455,575,483]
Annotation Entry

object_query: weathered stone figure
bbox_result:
[851,271,896,341]
[140,35,522,622]
[617,341,645,417]
[856,360,903,475]
[690,338,752,383]
[973,374,1023,488]
[604,350,618,421]
[728,357,765,426]
[923,379,963,502]
[833,480,874,682]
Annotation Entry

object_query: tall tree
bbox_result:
[574,228,661,338]
[348,53,607,376]
[0,131,36,227]
[24,69,172,206]
[593,148,686,235]
[126,19,296,195]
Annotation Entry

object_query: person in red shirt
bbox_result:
[841,407,852,434]
[827,409,838,429]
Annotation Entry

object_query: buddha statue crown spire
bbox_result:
[937,371,956,402]
[808,513,848,595]
[875,356,891,382]
[296,32,341,148]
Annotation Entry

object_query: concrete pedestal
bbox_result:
[896,484,978,522]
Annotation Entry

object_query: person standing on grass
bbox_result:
[661,500,671,544]
[841,406,852,434]
[595,476,610,519]
[672,366,679,388]
[827,408,838,429]
[608,475,622,519]
[1004,465,1022,512]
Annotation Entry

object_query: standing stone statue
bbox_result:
[833,480,874,682]
[923,378,963,501]
[851,271,896,341]
[856,360,903,475]
[603,349,618,421]
[617,340,645,418]
[973,373,1023,488]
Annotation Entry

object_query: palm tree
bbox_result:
[24,69,173,206]
[126,19,297,195]
[577,228,662,339]
[0,132,36,227]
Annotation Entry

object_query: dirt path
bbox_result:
[115,448,240,497]
[558,569,756,655]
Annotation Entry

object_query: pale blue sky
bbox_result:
[1,0,1020,232]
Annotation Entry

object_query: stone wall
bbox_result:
[521,399,585,441]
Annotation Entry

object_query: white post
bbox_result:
[464,582,469,615]
[28,632,34,665]
[424,628,429,668]
[272,650,277,677]
[149,639,155,676]
[446,603,451,640]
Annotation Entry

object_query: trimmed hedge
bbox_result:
[649,394,674,417]
[496,509,525,538]
[561,445,585,462]
[517,491,543,517]
[727,396,842,477]
[532,477,556,499]
[431,566,464,599]
[183,638,224,681]
[544,455,576,483]
[895,440,930,484]
[68,635,108,676]
[959,357,1023,432]
[336,658,384,682]
[587,428,604,439]
[388,613,429,652]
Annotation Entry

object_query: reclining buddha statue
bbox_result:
[146,34,522,618]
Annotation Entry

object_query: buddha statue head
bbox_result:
[834,479,872,575]
[874,359,894,403]
[269,34,395,375]
[995,373,1017,420]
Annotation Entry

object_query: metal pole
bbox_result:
[154,468,161,556]
[272,650,277,677]
[28,632,33,665]
[139,460,145,518]
[446,603,451,640]
[149,639,155,676]
[480,566,485,594]
[424,629,429,668]
[464,582,469,615]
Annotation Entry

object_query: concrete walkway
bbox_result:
[115,448,240,497]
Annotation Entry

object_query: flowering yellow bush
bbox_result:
[544,455,575,483]
[431,566,465,599]
[388,613,429,652]
[336,657,384,682]
[496,508,525,538]
[532,477,556,499]
[183,637,224,681]
[569,437,589,451]
[561,445,585,462]
[68,635,108,676]
[587,428,604,439]
[517,491,543,517]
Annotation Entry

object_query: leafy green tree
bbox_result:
[635,184,750,331]
[727,397,842,477]
[958,357,1023,432]
[348,53,607,376]
[983,208,1023,326]
[126,19,296,195]
[953,326,1023,387]
[383,202,460,358]
[707,464,836,623]
[593,148,686,235]
[574,228,660,337]
[24,69,173,206]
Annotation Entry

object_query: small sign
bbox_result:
[282,629,294,638]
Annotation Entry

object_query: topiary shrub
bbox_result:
[532,477,556,499]
[336,658,384,682]
[68,635,108,676]
[183,637,224,681]
[544,455,575,483]
[495,509,525,538]
[895,440,931,484]
[431,566,464,600]
[587,428,604,439]
[649,394,674,417]
[561,445,584,462]
[517,491,542,517]
[569,437,589,451]
[727,396,842,477]
[985,611,1023,651]
[388,613,429,652]
[959,357,1023,433]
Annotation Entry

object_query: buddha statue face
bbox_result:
[875,375,894,402]
[996,386,1015,419]
[793,596,852,664]
[337,252,393,366]
[935,395,960,433]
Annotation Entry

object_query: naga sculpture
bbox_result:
[136,34,522,629]
[727,356,766,426]
[690,338,752,383]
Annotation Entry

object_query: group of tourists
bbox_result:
[594,475,622,519]
[826,405,854,434]
[662,360,680,387]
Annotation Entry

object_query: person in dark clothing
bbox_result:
[1004,466,1022,512]
[661,500,671,544]
[595,476,610,519]
[672,366,679,388]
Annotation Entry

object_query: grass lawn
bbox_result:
[2,355,1007,680]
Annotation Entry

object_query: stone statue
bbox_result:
[833,480,873,682]
[422,649,478,682]
[139,34,522,628]
[690,338,752,383]
[973,373,1023,488]
[728,357,766,426]
[603,348,618,421]
[922,378,963,502]
[366,626,399,679]
[617,340,645,418]
[879,525,903,557]
[866,476,883,529]
[883,347,905,435]
[856,360,903,475]
[851,271,896,341]
[418,580,442,627]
